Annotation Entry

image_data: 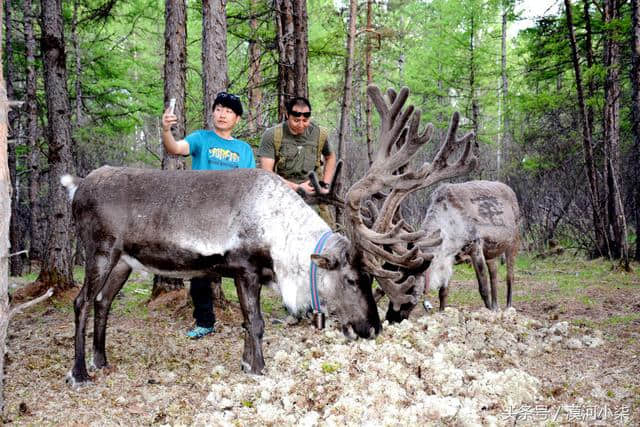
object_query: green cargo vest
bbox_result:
[273,123,329,178]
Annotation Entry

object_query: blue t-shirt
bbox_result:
[185,130,256,171]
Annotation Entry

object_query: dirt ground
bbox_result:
[3,261,640,426]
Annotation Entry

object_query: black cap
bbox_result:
[213,92,243,117]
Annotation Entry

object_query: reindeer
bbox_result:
[60,85,474,386]
[420,180,521,312]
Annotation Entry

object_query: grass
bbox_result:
[426,252,640,309]
[13,252,640,321]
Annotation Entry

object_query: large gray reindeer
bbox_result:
[60,85,473,386]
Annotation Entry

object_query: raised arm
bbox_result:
[161,107,190,156]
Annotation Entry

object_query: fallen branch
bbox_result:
[8,288,53,320]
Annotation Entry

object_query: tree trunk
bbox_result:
[201,0,228,306]
[602,0,628,265]
[335,0,358,226]
[154,0,188,297]
[5,0,24,276]
[247,0,263,134]
[202,0,228,130]
[564,0,608,257]
[337,0,357,161]
[72,0,82,127]
[583,0,595,138]
[1,0,11,408]
[631,0,640,261]
[37,0,76,293]
[364,0,374,166]
[292,0,308,98]
[469,14,480,155]
[499,2,510,180]
[275,0,307,120]
[24,0,42,267]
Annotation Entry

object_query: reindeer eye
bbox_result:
[346,277,357,287]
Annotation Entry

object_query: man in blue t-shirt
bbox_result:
[161,92,255,339]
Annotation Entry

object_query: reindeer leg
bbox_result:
[505,247,517,308]
[71,253,112,384]
[486,258,499,310]
[438,285,448,311]
[92,260,131,370]
[235,272,265,374]
[470,245,492,310]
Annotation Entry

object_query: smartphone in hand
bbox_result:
[168,98,176,115]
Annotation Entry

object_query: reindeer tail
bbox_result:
[60,174,83,201]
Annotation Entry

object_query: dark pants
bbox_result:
[190,276,219,328]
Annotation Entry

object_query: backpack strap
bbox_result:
[273,123,285,173]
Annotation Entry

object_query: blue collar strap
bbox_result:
[309,231,333,313]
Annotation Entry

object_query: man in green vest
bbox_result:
[257,97,337,226]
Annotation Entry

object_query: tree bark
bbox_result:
[24,0,42,266]
[292,0,308,98]
[1,0,11,410]
[602,0,628,265]
[632,0,640,261]
[364,0,374,166]
[583,0,595,138]
[499,1,511,180]
[564,0,608,257]
[335,0,358,227]
[201,0,229,306]
[275,0,307,120]
[154,0,188,296]
[5,0,24,276]
[38,0,76,293]
[247,0,263,134]
[202,0,228,130]
[337,0,357,161]
[469,14,480,154]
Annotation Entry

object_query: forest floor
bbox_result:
[3,254,640,426]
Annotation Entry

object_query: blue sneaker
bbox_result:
[186,325,215,339]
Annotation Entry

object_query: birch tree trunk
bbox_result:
[37,0,75,293]
[202,0,228,130]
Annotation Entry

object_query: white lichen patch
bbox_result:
[194,307,559,425]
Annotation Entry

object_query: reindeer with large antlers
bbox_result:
[341,86,476,322]
[60,85,473,386]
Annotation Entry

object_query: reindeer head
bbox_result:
[342,85,476,322]
[304,85,475,330]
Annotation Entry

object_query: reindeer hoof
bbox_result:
[66,370,92,388]
[241,361,264,375]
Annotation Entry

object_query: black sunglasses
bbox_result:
[217,92,240,101]
[289,110,311,118]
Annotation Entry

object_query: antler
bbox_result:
[345,85,476,310]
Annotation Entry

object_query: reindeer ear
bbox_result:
[311,254,338,270]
